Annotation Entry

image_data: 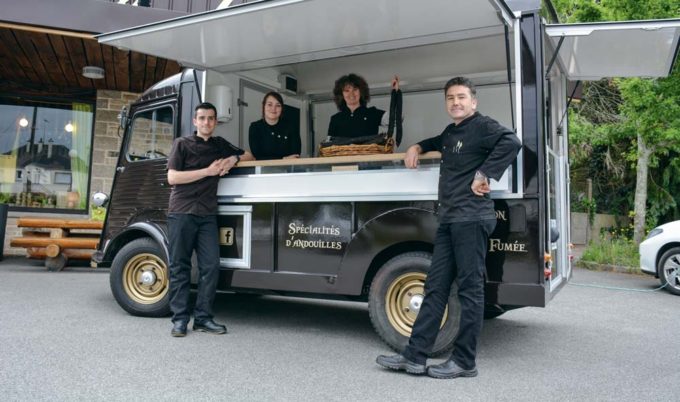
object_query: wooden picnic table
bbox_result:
[10,218,103,271]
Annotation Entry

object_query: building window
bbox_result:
[0,99,94,211]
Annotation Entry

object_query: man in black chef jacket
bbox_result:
[376,77,521,379]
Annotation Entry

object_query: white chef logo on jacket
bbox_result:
[454,140,463,153]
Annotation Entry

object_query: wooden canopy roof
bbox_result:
[0,23,181,98]
[0,0,200,98]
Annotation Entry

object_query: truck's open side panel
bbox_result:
[545,19,680,80]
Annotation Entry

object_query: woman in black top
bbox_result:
[327,73,399,139]
[249,92,301,160]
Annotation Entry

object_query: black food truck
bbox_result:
[93,0,680,354]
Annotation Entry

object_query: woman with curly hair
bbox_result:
[327,73,399,139]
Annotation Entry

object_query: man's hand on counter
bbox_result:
[404,145,422,169]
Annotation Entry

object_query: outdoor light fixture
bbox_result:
[64,121,74,132]
[82,66,105,79]
[19,117,29,127]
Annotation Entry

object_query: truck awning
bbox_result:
[545,19,680,80]
[97,0,513,72]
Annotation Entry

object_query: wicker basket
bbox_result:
[319,137,394,157]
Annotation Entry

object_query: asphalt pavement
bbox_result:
[0,257,678,401]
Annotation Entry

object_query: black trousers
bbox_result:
[168,213,220,324]
[402,219,496,369]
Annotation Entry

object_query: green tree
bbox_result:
[554,0,680,243]
[617,74,680,242]
[551,0,604,22]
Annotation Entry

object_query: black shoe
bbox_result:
[376,354,426,375]
[171,321,187,337]
[193,319,227,334]
[427,359,478,379]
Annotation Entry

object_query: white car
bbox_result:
[639,220,680,296]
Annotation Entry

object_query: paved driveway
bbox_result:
[0,258,677,401]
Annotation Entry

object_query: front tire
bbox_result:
[658,247,680,296]
[368,252,461,356]
[110,238,171,316]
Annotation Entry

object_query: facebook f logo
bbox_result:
[219,227,234,246]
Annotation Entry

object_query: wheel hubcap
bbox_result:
[123,253,168,304]
[385,272,448,337]
[408,294,424,312]
[140,270,156,286]
[663,254,680,289]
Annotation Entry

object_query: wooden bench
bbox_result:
[10,218,103,271]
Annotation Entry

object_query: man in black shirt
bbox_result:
[376,77,521,378]
[167,102,254,337]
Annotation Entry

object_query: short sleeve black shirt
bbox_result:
[167,134,244,215]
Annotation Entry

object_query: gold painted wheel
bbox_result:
[369,252,459,355]
[122,253,169,305]
[385,272,447,337]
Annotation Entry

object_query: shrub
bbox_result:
[90,206,106,222]
[579,236,640,272]
[573,197,597,225]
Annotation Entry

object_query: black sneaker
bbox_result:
[376,354,426,375]
[171,321,188,337]
[426,359,478,379]
[192,320,227,334]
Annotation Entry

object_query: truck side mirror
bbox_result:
[92,192,109,207]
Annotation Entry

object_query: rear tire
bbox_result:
[658,247,680,296]
[368,252,461,356]
[110,238,171,316]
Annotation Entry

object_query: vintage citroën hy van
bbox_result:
[92,0,680,354]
